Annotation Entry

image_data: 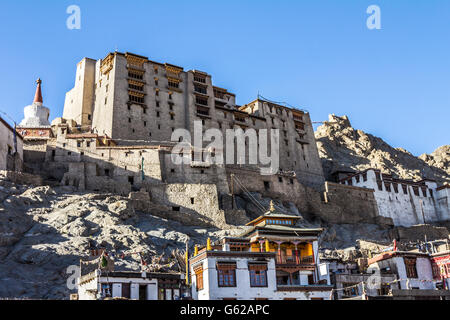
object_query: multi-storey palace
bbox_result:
[62,52,325,189]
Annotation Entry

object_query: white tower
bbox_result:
[19,78,50,127]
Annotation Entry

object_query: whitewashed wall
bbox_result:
[191,255,332,300]
[345,170,442,227]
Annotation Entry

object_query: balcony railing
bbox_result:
[276,255,314,265]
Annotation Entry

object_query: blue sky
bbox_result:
[0,0,448,156]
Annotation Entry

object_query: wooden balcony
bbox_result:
[276,255,314,266]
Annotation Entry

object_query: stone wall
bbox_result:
[148,183,229,229]
[0,170,43,186]
[23,139,47,174]
[321,182,385,225]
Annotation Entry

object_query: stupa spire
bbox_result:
[33,78,43,104]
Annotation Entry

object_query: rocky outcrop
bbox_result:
[0,176,246,299]
[315,114,450,184]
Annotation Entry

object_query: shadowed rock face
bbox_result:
[0,179,247,300]
[315,114,450,185]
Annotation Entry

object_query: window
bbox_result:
[196,96,208,106]
[294,120,305,131]
[343,283,358,297]
[129,95,144,104]
[128,176,134,185]
[393,183,399,193]
[217,267,236,287]
[194,85,207,94]
[197,106,209,116]
[194,75,206,83]
[264,181,270,191]
[378,284,390,296]
[377,181,383,191]
[191,198,195,204]
[249,265,268,287]
[278,177,283,183]
[194,266,204,291]
[405,258,418,278]
[235,116,246,123]
[128,71,144,80]
[172,206,180,212]
[129,83,144,92]
[384,182,391,192]
[168,80,179,89]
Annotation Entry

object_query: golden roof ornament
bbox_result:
[269,200,275,213]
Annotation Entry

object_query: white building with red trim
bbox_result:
[431,249,450,290]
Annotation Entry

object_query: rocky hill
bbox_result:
[0,115,448,299]
[315,114,450,184]
[0,178,248,299]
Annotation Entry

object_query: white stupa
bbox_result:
[19,78,50,127]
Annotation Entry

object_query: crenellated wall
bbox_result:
[339,169,447,227]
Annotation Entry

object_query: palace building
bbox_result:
[61,51,325,190]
